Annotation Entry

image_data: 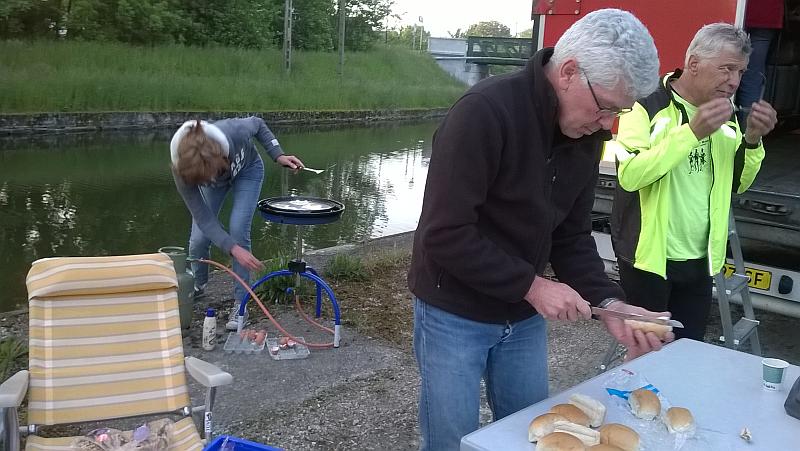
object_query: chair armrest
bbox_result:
[184,357,233,388]
[0,370,29,408]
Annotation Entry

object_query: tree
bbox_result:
[177,0,276,48]
[290,0,335,50]
[0,0,64,39]
[385,25,427,50]
[447,28,463,39]
[465,20,511,38]
[0,0,396,51]
[335,0,393,51]
[518,28,533,38]
[66,0,186,45]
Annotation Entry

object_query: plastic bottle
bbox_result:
[202,308,217,351]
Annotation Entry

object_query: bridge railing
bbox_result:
[465,36,533,62]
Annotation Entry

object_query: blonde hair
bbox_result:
[173,120,228,185]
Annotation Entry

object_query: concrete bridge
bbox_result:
[428,36,532,86]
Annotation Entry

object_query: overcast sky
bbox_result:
[390,0,535,38]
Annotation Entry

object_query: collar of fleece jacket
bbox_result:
[525,48,613,146]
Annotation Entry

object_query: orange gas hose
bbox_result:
[199,259,335,349]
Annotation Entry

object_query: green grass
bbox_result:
[0,40,466,113]
[324,254,367,283]
[0,337,27,381]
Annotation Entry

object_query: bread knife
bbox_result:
[590,306,684,328]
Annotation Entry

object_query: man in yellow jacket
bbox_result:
[609,23,778,340]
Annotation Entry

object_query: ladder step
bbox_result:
[722,273,749,295]
[732,317,760,344]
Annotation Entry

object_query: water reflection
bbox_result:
[0,121,438,312]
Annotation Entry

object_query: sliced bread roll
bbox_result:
[528,413,568,442]
[598,423,640,451]
[553,420,601,446]
[537,432,586,451]
[628,388,660,420]
[569,393,606,427]
[550,403,591,427]
[624,319,672,340]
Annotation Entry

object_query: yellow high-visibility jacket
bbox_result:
[608,71,765,278]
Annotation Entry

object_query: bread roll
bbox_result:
[528,413,567,442]
[628,388,660,420]
[598,423,640,451]
[624,319,672,340]
[588,445,624,451]
[664,407,695,434]
[550,403,591,427]
[553,420,601,446]
[569,393,606,427]
[537,432,586,451]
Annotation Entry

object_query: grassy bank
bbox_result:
[0,40,466,113]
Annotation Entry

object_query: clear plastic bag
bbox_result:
[603,369,738,450]
[71,419,173,451]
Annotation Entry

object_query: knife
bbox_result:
[590,306,684,328]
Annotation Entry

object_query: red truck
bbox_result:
[531,0,800,317]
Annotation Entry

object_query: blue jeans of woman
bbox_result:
[737,28,777,128]
[413,297,548,451]
[189,156,264,305]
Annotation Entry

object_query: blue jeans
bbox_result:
[413,298,548,451]
[737,28,777,128]
[189,156,264,304]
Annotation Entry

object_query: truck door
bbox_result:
[531,0,742,73]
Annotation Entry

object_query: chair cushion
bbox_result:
[25,253,190,425]
[24,417,203,450]
[26,253,178,299]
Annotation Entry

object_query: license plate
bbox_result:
[723,264,772,291]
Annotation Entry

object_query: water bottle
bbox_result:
[202,308,216,351]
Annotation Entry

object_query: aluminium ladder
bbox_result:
[715,209,762,355]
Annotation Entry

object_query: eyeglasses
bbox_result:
[582,70,633,117]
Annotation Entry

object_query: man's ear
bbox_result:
[554,58,579,91]
[686,54,700,76]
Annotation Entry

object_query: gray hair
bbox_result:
[685,23,751,65]
[551,8,659,99]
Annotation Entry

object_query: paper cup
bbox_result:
[762,358,789,391]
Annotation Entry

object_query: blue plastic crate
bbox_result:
[204,435,283,451]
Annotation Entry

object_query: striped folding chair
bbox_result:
[0,253,233,451]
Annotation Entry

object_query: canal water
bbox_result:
[0,120,438,312]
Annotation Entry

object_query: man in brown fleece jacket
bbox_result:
[407,9,675,451]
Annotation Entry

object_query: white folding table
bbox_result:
[461,339,800,450]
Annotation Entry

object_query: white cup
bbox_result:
[762,358,789,391]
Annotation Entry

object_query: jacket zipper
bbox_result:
[707,135,716,274]
[436,269,444,288]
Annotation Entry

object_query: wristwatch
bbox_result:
[744,138,761,149]
[598,297,625,309]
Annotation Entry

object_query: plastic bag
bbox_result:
[603,369,737,451]
[71,418,173,451]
